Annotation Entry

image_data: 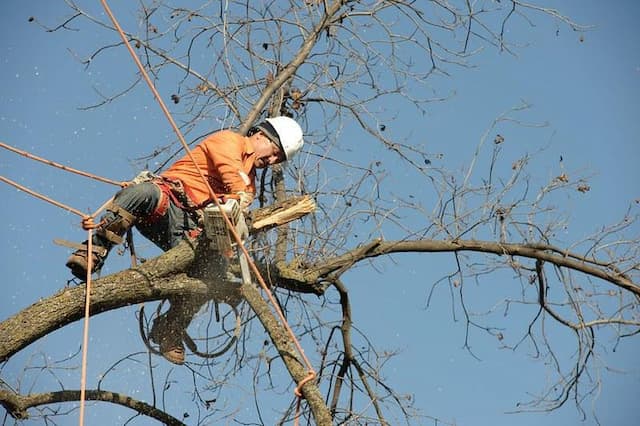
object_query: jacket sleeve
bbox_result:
[202,133,253,195]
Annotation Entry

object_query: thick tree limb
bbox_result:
[0,240,332,423]
[3,235,634,425]
[3,237,636,362]
[0,388,184,425]
[0,196,317,362]
[240,282,332,425]
[0,239,202,362]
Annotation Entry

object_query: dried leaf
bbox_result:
[577,183,590,193]
[290,88,302,101]
[196,83,210,94]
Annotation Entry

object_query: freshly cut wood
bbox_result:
[247,195,315,232]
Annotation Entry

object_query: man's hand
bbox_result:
[236,191,253,211]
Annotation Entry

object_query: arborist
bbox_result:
[64,116,304,364]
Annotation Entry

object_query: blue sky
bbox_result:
[1,1,639,426]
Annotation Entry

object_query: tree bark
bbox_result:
[4,237,636,362]
[4,231,634,425]
[0,197,332,424]
[241,282,332,425]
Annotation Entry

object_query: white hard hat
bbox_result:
[260,116,304,161]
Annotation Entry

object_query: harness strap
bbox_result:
[98,228,124,245]
[148,178,203,227]
[96,204,138,245]
[53,239,108,257]
[147,181,171,222]
[108,204,136,223]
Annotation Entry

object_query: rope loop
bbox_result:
[294,370,316,398]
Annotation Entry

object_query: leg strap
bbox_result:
[97,204,137,245]
[54,239,108,257]
[107,204,136,223]
[147,181,170,223]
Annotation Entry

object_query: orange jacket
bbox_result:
[161,130,256,207]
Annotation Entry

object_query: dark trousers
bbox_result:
[94,181,199,253]
[95,181,205,330]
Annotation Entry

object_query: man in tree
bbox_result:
[64,116,305,364]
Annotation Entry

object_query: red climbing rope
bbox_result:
[0,171,109,426]
[78,219,101,426]
[0,141,125,187]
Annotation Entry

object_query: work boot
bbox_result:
[64,203,136,280]
[65,245,107,280]
[149,314,186,365]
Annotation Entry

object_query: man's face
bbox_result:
[253,132,285,168]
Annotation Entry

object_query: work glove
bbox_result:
[236,214,249,242]
[236,191,253,211]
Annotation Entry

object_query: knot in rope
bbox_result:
[294,370,317,398]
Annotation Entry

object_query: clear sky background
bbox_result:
[1,1,639,426]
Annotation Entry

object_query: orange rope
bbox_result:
[1,175,89,217]
[78,225,97,426]
[0,141,124,187]
[0,174,102,426]
[99,0,316,412]
[75,204,112,426]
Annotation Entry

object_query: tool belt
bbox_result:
[132,171,236,229]
[129,171,202,225]
[153,176,205,225]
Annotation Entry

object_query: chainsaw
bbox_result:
[202,198,252,285]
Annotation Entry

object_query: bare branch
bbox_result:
[0,388,185,425]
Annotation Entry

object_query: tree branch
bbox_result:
[240,282,332,425]
[307,239,639,295]
[240,0,345,131]
[0,388,185,425]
